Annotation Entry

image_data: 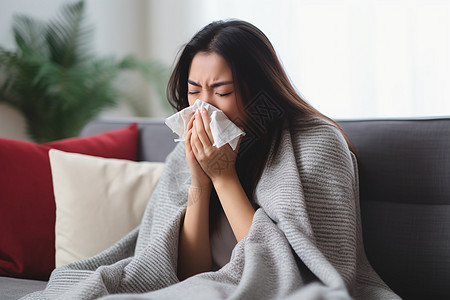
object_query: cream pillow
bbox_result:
[49,149,165,267]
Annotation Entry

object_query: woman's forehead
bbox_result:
[188,52,233,84]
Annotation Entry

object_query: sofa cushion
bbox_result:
[0,123,138,280]
[49,149,164,267]
[0,276,47,300]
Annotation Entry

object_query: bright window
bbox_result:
[172,0,450,119]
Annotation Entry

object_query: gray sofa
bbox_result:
[1,117,449,300]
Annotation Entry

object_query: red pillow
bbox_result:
[0,123,138,280]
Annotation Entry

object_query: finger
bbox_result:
[194,109,212,147]
[200,107,214,144]
[185,113,195,138]
[191,120,203,153]
[190,128,199,156]
[184,115,194,140]
[185,128,196,163]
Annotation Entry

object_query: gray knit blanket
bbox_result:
[23,118,400,300]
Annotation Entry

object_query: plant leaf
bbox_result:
[1,0,170,142]
[12,16,48,60]
[46,0,94,67]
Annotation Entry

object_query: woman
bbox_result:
[24,20,400,300]
[169,20,354,279]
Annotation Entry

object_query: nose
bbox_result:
[197,92,216,107]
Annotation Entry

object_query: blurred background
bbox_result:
[1,0,449,141]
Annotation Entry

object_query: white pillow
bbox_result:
[49,149,165,267]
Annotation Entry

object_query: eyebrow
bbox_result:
[188,80,233,88]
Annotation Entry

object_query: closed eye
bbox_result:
[188,91,200,95]
[216,92,233,97]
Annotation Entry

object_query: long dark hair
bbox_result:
[167,19,353,223]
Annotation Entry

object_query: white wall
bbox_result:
[85,0,163,119]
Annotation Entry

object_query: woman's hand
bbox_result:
[185,111,212,189]
[189,107,241,184]
[187,107,254,242]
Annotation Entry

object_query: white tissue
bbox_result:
[165,99,245,150]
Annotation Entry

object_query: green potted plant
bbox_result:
[0,1,168,143]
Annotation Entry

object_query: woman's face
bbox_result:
[187,51,245,126]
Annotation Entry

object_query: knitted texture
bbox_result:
[22,118,400,300]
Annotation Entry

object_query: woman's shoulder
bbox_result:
[288,116,353,166]
[289,117,347,147]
